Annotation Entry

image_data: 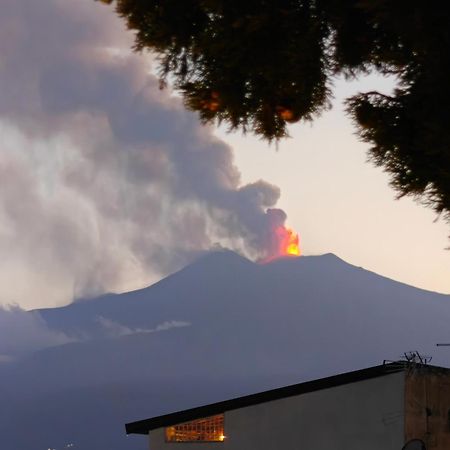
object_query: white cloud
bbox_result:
[0,305,76,357]
[96,316,191,338]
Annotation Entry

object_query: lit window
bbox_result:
[165,414,225,442]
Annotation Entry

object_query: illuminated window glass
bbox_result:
[165,414,225,442]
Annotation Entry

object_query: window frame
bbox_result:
[164,414,225,443]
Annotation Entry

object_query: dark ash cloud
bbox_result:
[0,0,291,308]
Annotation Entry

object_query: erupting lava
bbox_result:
[261,223,301,264]
[275,225,301,257]
[260,209,301,263]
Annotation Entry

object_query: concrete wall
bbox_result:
[149,372,405,450]
[405,367,450,449]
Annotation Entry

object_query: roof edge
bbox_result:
[126,362,413,435]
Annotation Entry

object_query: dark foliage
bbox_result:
[100,0,450,220]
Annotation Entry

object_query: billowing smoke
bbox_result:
[0,0,290,309]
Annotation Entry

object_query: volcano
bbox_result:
[1,251,449,450]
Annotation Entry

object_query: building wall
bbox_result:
[405,367,450,449]
[149,372,405,450]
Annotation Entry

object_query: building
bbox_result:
[125,363,450,450]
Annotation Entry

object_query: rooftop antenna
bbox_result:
[402,351,431,364]
[383,351,431,373]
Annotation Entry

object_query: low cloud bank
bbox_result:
[0,306,75,360]
[97,316,191,337]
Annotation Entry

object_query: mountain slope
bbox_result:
[2,251,450,450]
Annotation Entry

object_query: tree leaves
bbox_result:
[102,0,450,220]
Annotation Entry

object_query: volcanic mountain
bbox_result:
[1,251,449,450]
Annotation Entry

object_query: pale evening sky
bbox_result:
[218,75,450,295]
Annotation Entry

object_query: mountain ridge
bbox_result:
[35,250,448,317]
[2,250,450,450]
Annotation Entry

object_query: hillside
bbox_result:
[1,251,449,450]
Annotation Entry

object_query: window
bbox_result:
[165,414,225,442]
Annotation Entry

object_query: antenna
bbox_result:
[402,438,426,450]
[436,343,450,346]
[402,351,431,364]
[383,351,431,374]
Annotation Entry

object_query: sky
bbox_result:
[0,0,448,311]
[218,75,450,296]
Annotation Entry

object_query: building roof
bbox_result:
[126,362,420,435]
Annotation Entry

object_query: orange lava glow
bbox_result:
[261,224,302,264]
[275,225,301,257]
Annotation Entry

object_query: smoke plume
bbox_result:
[0,0,289,308]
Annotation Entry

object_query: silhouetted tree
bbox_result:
[99,0,450,220]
